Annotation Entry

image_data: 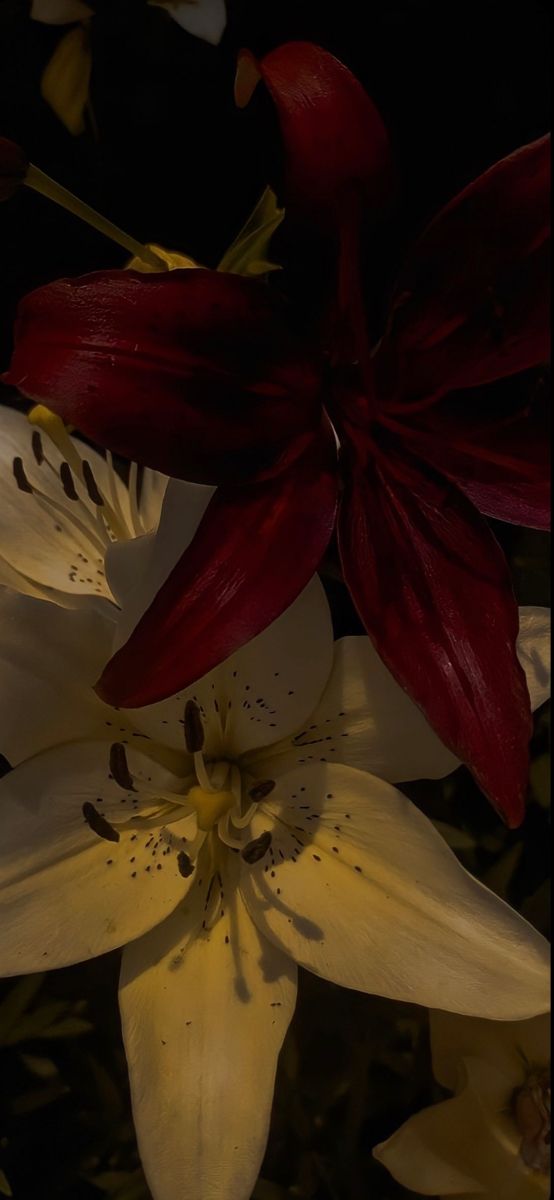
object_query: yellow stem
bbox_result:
[24,163,167,271]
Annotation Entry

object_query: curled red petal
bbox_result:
[338,439,532,826]
[376,134,551,409]
[4,267,323,484]
[257,41,394,220]
[0,136,28,200]
[96,427,338,708]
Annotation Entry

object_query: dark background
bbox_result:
[0,2,551,1197]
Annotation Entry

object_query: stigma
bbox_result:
[187,785,235,832]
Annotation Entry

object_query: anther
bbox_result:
[60,461,79,501]
[82,460,104,506]
[177,850,195,878]
[13,456,33,494]
[241,831,272,864]
[109,743,137,792]
[82,801,120,843]
[184,700,205,753]
[249,780,275,802]
[31,431,44,465]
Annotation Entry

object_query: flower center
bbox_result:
[187,784,235,832]
[513,1068,551,1173]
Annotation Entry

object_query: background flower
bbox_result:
[374,1009,551,1198]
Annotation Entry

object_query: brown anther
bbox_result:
[82,801,120,844]
[177,850,195,878]
[241,831,272,864]
[31,431,44,466]
[249,780,276,802]
[82,460,104,506]
[234,49,262,109]
[109,743,137,792]
[184,700,205,753]
[13,456,33,494]
[60,461,79,501]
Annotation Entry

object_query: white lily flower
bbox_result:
[0,479,550,1200]
[374,1009,551,1199]
[0,403,167,609]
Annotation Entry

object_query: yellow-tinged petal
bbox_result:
[430,1011,551,1093]
[120,855,296,1200]
[126,243,200,272]
[218,186,285,277]
[240,763,551,1019]
[40,25,92,136]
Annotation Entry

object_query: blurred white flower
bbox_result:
[374,1009,551,1198]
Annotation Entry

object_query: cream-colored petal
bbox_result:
[120,855,296,1200]
[30,0,92,23]
[257,610,551,784]
[240,764,550,1018]
[0,407,122,605]
[255,635,459,782]
[0,742,195,975]
[153,0,227,45]
[127,576,333,761]
[109,477,214,650]
[430,1010,551,1092]
[0,589,117,765]
[517,608,551,711]
[138,467,168,532]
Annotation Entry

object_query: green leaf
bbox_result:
[218,187,285,277]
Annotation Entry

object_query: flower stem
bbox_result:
[25,163,166,271]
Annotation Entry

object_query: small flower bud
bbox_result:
[0,137,28,201]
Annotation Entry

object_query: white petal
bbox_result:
[128,577,333,758]
[30,0,93,23]
[518,607,551,711]
[240,764,550,1019]
[0,589,116,765]
[0,742,195,975]
[138,467,168,532]
[154,0,227,45]
[373,1065,516,1197]
[120,856,296,1200]
[109,477,214,648]
[430,1009,551,1092]
[255,635,459,783]
[256,610,552,785]
[0,407,117,605]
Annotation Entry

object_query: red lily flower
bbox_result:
[3,44,550,826]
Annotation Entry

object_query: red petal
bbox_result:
[376,135,551,408]
[96,428,338,707]
[404,398,551,531]
[0,136,28,201]
[338,440,532,826]
[4,267,322,484]
[257,42,394,220]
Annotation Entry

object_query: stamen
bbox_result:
[109,743,137,792]
[241,831,272,864]
[82,460,104,506]
[82,801,120,843]
[31,431,44,466]
[184,700,205,753]
[249,779,276,802]
[28,405,83,476]
[177,850,195,878]
[25,162,166,271]
[60,461,79,501]
[12,456,33,494]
